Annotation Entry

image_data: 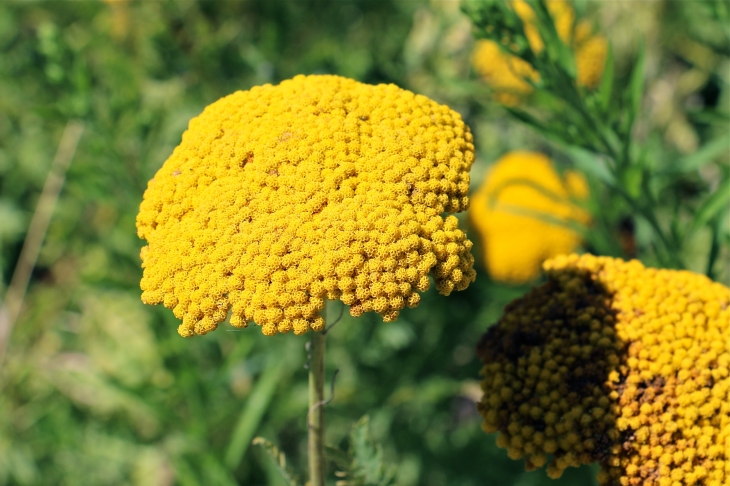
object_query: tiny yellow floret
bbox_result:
[137,75,476,337]
[469,152,589,283]
[476,254,730,484]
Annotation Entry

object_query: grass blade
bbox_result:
[627,43,645,130]
[689,176,730,235]
[598,43,614,114]
[674,135,730,173]
[224,354,289,469]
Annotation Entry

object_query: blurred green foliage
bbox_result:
[0,1,727,485]
[464,0,730,277]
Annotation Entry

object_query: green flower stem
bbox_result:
[308,330,326,486]
[706,215,722,279]
[565,80,684,267]
[607,173,683,268]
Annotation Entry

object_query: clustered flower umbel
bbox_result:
[137,75,476,337]
[477,254,729,485]
[469,151,589,283]
[471,0,608,106]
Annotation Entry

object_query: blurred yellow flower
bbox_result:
[102,0,130,40]
[471,1,608,104]
[477,254,730,485]
[575,31,609,91]
[137,75,477,337]
[513,0,574,53]
[471,41,539,107]
[469,151,589,283]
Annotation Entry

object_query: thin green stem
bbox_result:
[602,176,681,267]
[0,120,84,371]
[705,216,721,280]
[308,330,326,486]
[565,86,619,161]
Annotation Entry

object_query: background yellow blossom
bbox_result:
[469,151,590,283]
[573,20,609,90]
[471,41,539,107]
[471,1,608,104]
[513,0,574,53]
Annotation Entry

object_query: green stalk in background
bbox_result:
[464,0,730,277]
[225,355,289,470]
[0,121,83,369]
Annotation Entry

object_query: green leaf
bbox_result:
[252,437,301,486]
[489,202,590,234]
[624,165,643,199]
[689,177,730,235]
[486,177,578,208]
[687,109,730,125]
[325,416,398,486]
[627,43,646,130]
[705,214,722,279]
[504,108,568,146]
[529,0,575,76]
[224,354,290,469]
[674,135,730,173]
[202,454,239,486]
[598,43,614,114]
[172,458,202,486]
[325,445,352,471]
[563,146,617,186]
[348,416,397,486]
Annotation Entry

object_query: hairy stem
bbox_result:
[308,330,326,486]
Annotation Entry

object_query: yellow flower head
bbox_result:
[477,254,730,485]
[513,0,574,53]
[574,21,609,90]
[472,1,608,102]
[137,75,477,337]
[469,151,589,283]
[471,40,539,107]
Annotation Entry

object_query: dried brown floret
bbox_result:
[477,254,729,486]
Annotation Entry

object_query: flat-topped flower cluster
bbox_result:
[137,75,476,337]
